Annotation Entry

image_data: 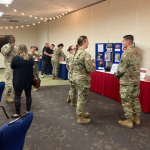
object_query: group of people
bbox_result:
[1,34,142,128]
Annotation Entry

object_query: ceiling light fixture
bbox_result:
[49,18,52,20]
[3,19,6,20]
[33,23,35,25]
[0,27,3,29]
[5,27,8,29]
[16,26,18,28]
[5,4,9,7]
[38,22,40,24]
[14,9,17,12]
[0,0,14,4]
[29,14,32,17]
[62,13,64,16]
[60,15,61,17]
[21,25,24,28]
[45,18,48,20]
[24,20,27,21]
[53,17,55,20]
[40,17,43,20]
[27,25,29,27]
[0,12,4,17]
[65,12,67,14]
[35,16,37,19]
[10,26,13,29]
[22,12,24,15]
[69,9,70,11]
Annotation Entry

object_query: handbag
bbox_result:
[33,71,41,89]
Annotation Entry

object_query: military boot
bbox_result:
[132,114,140,125]
[6,94,14,103]
[70,101,77,106]
[53,75,55,80]
[118,118,133,128]
[82,112,90,118]
[66,96,71,103]
[32,86,38,91]
[77,114,91,124]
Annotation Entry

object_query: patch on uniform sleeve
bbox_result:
[86,57,91,61]
[121,60,124,63]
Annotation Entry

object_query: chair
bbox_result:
[0,81,9,119]
[0,111,33,150]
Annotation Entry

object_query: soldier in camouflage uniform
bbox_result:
[72,36,96,124]
[1,36,17,103]
[66,45,77,106]
[51,43,67,80]
[29,46,39,91]
[114,35,142,128]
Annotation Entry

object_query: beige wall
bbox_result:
[0,23,37,68]
[0,0,149,68]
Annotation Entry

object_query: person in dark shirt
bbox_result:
[11,44,34,118]
[41,43,52,77]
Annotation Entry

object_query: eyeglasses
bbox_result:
[71,48,76,50]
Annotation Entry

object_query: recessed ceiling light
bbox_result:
[16,26,18,28]
[38,22,40,24]
[27,25,29,27]
[5,4,9,7]
[22,12,24,15]
[10,26,13,29]
[3,19,6,20]
[35,16,37,19]
[0,0,13,4]
[33,23,35,25]
[21,25,24,28]
[65,12,67,14]
[69,9,70,11]
[40,17,43,20]
[62,13,64,15]
[5,27,8,29]
[14,9,17,12]
[0,12,4,17]
[29,14,32,17]
[24,20,27,21]
[0,27,3,29]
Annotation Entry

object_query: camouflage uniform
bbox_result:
[51,47,67,76]
[1,43,17,94]
[114,46,142,119]
[29,52,39,78]
[66,53,77,102]
[72,48,96,115]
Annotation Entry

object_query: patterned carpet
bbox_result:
[0,85,150,150]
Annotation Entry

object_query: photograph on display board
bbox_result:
[115,44,121,51]
[98,61,104,69]
[105,52,111,61]
[115,53,120,62]
[97,52,103,60]
[106,44,112,52]
[105,61,113,72]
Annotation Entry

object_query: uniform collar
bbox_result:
[127,46,134,49]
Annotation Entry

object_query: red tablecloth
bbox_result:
[90,71,150,113]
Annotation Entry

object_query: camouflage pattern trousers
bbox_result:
[33,63,39,78]
[4,67,13,94]
[51,60,60,76]
[68,81,77,102]
[73,80,90,115]
[120,84,141,119]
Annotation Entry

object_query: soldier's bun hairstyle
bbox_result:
[67,45,73,52]
[57,43,64,47]
[123,35,134,43]
[76,35,87,50]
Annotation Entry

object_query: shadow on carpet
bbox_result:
[0,85,150,150]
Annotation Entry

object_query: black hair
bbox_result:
[67,45,73,52]
[76,35,87,50]
[9,35,15,40]
[57,43,64,47]
[123,35,134,43]
[31,46,36,49]
[51,44,55,47]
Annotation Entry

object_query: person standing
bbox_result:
[66,45,77,106]
[11,44,34,118]
[51,43,67,80]
[114,35,142,128]
[49,44,55,76]
[72,36,96,124]
[41,44,53,78]
[30,46,39,91]
[1,36,17,103]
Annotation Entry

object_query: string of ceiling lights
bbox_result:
[0,3,70,30]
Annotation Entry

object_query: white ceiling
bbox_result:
[0,0,104,24]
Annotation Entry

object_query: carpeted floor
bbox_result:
[0,85,150,150]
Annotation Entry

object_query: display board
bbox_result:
[114,43,123,64]
[95,43,114,71]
